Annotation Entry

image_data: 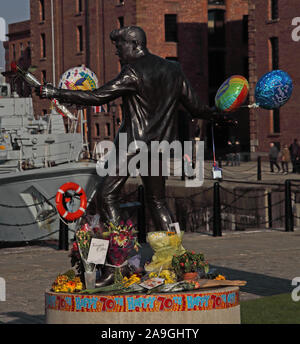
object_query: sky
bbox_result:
[0,0,30,70]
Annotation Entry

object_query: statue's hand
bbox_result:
[35,83,59,99]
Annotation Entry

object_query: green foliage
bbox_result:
[171,251,209,276]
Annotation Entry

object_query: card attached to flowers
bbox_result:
[87,238,109,265]
[139,277,165,290]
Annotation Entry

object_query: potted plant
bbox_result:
[171,251,209,281]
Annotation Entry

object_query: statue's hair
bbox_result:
[110,26,147,48]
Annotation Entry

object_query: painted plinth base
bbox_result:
[45,286,240,324]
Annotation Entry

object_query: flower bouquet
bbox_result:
[51,270,83,293]
[70,215,105,274]
[103,220,139,267]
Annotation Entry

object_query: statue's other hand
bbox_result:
[35,83,59,99]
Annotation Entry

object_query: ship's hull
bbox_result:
[0,161,101,242]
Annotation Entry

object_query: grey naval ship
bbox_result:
[0,78,100,243]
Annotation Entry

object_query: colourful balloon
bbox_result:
[215,75,249,112]
[254,70,293,109]
[58,65,99,91]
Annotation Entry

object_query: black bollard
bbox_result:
[285,180,294,232]
[257,156,262,181]
[137,185,146,243]
[213,182,222,237]
[59,219,69,251]
[268,192,272,229]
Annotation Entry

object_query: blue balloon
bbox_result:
[255,70,293,109]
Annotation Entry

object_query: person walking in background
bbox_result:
[233,140,241,166]
[280,144,291,174]
[225,140,234,166]
[269,142,280,173]
[289,138,299,173]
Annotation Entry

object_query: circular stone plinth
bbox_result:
[45,286,240,324]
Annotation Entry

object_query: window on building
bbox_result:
[208,9,225,47]
[166,57,178,61]
[41,70,47,83]
[165,14,178,42]
[41,33,46,58]
[76,0,83,13]
[77,26,83,52]
[208,51,225,87]
[12,44,16,60]
[269,37,279,69]
[243,15,248,43]
[271,109,280,133]
[20,43,23,56]
[208,0,225,4]
[95,123,100,137]
[105,123,111,137]
[39,0,45,21]
[118,16,124,28]
[27,41,31,57]
[270,0,279,20]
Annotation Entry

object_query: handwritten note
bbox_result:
[87,238,109,265]
[169,222,181,235]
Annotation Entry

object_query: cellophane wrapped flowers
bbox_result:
[103,220,139,266]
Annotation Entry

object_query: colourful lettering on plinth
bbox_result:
[45,290,239,313]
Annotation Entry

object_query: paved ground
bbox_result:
[1,161,300,324]
[0,229,299,324]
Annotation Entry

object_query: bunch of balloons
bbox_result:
[215,70,293,112]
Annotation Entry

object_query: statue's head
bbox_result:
[110,26,148,64]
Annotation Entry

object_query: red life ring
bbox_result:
[55,182,87,221]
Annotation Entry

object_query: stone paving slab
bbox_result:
[0,229,299,324]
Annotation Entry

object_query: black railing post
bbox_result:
[213,182,222,237]
[59,219,69,251]
[268,192,272,229]
[137,185,146,243]
[285,180,294,232]
[257,156,262,181]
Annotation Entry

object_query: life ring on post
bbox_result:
[55,182,87,222]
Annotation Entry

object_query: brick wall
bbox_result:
[249,0,300,155]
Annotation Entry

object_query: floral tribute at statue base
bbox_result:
[50,216,246,296]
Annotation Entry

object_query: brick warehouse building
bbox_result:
[248,0,300,157]
[3,0,249,157]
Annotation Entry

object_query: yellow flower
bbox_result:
[149,272,158,278]
[215,274,226,280]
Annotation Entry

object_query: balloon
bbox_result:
[58,65,99,91]
[215,75,249,112]
[254,70,293,109]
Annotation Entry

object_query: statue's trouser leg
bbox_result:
[97,149,129,223]
[141,174,175,231]
[97,150,174,230]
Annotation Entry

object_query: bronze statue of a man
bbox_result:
[36,26,216,231]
